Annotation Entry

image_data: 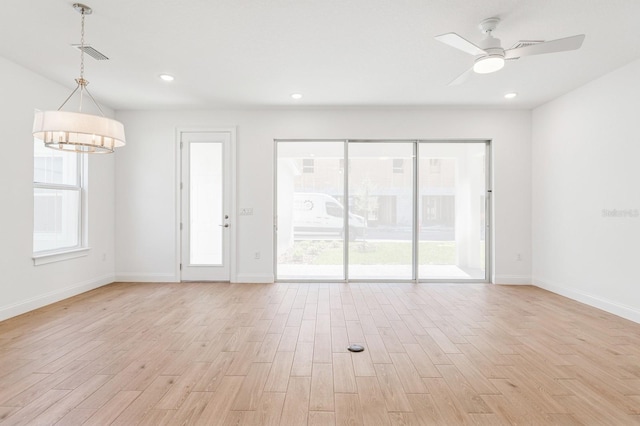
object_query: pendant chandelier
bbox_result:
[32,3,125,154]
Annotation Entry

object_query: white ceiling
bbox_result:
[2,0,640,110]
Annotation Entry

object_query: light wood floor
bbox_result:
[1,282,639,425]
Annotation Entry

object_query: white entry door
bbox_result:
[180,131,233,281]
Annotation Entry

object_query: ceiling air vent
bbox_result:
[71,44,109,61]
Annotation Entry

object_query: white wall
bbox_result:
[532,58,640,323]
[0,56,116,321]
[115,108,532,284]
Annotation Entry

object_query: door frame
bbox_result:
[175,127,237,282]
[273,139,491,283]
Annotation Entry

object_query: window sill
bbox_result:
[33,247,91,266]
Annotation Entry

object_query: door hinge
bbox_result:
[180,182,183,190]
[180,222,183,230]
[180,263,182,270]
[180,141,183,149]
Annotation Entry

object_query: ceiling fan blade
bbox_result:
[435,32,486,56]
[448,67,474,86]
[505,34,585,59]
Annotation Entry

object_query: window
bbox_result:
[428,158,441,173]
[393,159,404,173]
[302,158,314,173]
[325,201,343,218]
[276,140,489,282]
[33,142,83,254]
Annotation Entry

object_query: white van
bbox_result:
[293,193,366,239]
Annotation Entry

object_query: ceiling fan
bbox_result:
[435,17,585,85]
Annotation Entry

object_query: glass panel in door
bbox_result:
[348,142,414,280]
[276,141,345,280]
[190,142,223,265]
[418,142,486,280]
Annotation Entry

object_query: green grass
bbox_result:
[280,239,487,266]
[306,241,456,265]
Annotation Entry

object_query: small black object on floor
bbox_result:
[347,344,365,352]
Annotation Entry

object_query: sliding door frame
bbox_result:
[274,139,347,283]
[274,139,491,283]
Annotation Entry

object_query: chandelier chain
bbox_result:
[77,7,87,111]
[80,8,85,81]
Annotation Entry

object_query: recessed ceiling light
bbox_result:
[291,93,303,100]
[504,92,517,99]
[159,74,175,82]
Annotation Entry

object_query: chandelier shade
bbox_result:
[33,110,125,154]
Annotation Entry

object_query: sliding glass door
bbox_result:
[276,141,345,280]
[348,142,414,280]
[275,140,489,281]
[418,143,488,280]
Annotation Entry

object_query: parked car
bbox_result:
[293,193,366,240]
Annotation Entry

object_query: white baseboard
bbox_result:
[0,274,115,322]
[234,273,275,284]
[534,277,640,324]
[493,274,531,285]
[115,273,177,283]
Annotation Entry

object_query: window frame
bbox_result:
[32,143,89,265]
[274,139,491,283]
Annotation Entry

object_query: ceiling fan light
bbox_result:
[473,55,505,74]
